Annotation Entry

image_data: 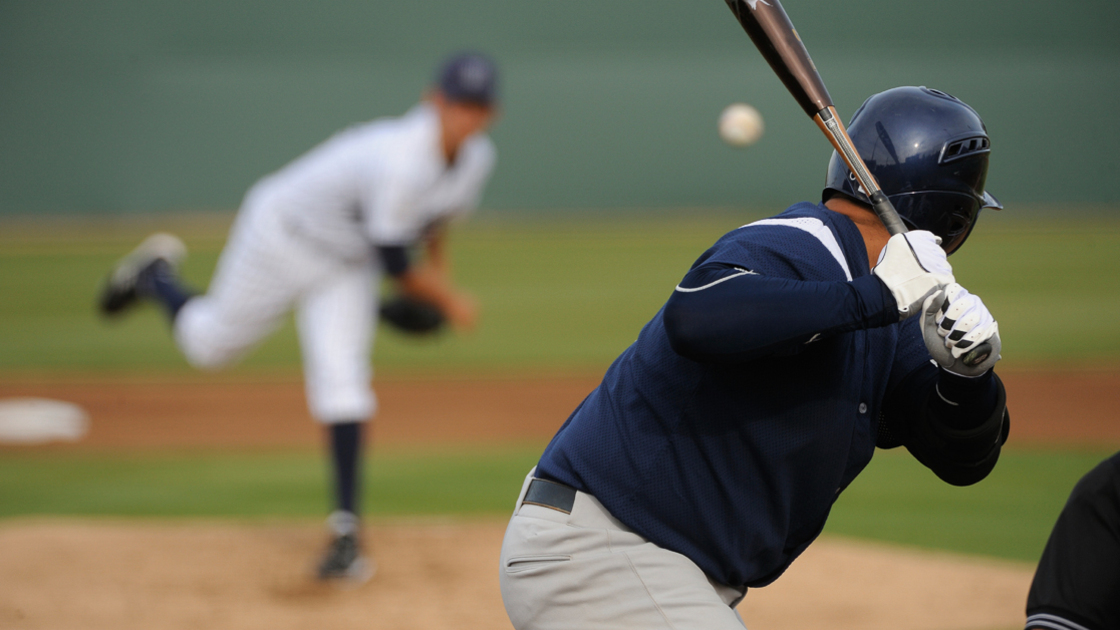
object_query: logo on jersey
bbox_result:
[745,0,772,10]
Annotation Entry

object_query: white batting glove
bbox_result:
[872,231,955,320]
[921,283,1001,376]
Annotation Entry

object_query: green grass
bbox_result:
[0,443,543,519]
[948,216,1120,364]
[824,446,1115,562]
[1,443,1111,563]
[1,211,1118,566]
[0,212,743,373]
[1,210,1119,374]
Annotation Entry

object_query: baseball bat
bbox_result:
[722,0,991,368]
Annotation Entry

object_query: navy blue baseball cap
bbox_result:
[437,52,498,106]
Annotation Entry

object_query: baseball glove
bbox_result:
[379,296,445,334]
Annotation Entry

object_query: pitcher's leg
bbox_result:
[173,209,315,369]
[296,261,376,423]
[174,276,294,370]
[296,261,377,582]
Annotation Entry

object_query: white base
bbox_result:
[0,398,89,444]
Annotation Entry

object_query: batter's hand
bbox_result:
[922,283,1001,376]
[872,231,955,320]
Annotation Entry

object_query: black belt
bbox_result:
[523,478,577,514]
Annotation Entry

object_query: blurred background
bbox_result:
[1,2,1119,628]
[2,0,1118,216]
[3,0,1119,372]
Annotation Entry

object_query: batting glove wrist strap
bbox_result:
[872,231,955,320]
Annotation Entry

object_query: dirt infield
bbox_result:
[0,373,602,450]
[0,519,1033,630]
[1,369,1116,629]
[1,369,1117,449]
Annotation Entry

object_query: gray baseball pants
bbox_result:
[499,469,749,630]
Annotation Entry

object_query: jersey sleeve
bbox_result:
[361,164,427,247]
[664,264,896,362]
[444,136,496,220]
[662,219,898,363]
[878,318,1009,486]
[884,317,936,398]
[698,218,855,281]
[376,244,410,277]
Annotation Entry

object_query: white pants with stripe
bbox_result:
[174,188,378,423]
[500,469,748,630]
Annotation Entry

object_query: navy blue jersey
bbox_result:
[536,202,940,589]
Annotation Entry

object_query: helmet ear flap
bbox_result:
[947,212,972,237]
[946,210,980,255]
[890,191,981,255]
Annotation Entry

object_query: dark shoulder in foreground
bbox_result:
[691,202,865,282]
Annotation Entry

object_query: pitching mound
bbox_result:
[0,519,1031,630]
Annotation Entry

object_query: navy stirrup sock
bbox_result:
[328,422,363,515]
[137,259,194,320]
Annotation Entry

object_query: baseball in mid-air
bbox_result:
[718,103,764,147]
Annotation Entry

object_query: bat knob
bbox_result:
[961,342,993,368]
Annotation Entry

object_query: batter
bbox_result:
[500,87,1009,629]
[99,52,499,582]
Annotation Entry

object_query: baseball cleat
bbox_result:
[316,532,375,583]
[98,232,187,315]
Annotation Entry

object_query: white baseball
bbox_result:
[719,103,764,147]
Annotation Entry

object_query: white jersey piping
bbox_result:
[741,217,853,281]
[674,268,758,293]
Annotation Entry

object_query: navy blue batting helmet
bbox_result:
[823,86,1002,254]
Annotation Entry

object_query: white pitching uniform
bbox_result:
[174,103,496,423]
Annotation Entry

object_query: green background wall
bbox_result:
[2,0,1118,215]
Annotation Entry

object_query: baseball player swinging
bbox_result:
[98,52,499,582]
[499,86,1009,628]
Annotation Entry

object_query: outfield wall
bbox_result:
[2,0,1118,215]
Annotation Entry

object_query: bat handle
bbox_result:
[816,108,908,236]
[868,191,908,236]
